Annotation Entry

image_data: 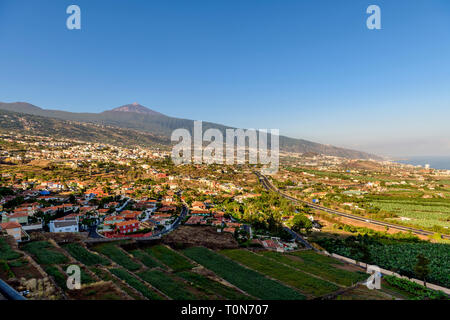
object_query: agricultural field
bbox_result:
[220,249,339,297]
[62,243,110,266]
[260,250,367,286]
[371,199,450,229]
[22,241,69,265]
[144,245,193,271]
[176,271,251,300]
[0,238,22,261]
[182,246,306,300]
[129,249,162,269]
[110,268,164,300]
[91,243,141,271]
[4,237,446,301]
[137,269,200,300]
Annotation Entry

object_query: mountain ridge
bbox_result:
[0,101,381,160]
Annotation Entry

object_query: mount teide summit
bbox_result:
[108,103,164,116]
[0,101,380,159]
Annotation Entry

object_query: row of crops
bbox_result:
[219,249,339,297]
[182,247,306,300]
[372,199,450,229]
[260,250,367,286]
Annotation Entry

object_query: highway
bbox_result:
[255,171,450,240]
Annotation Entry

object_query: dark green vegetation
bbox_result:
[0,260,15,279]
[138,269,198,300]
[261,250,366,286]
[182,247,306,300]
[62,243,110,266]
[383,275,448,300]
[22,241,69,265]
[110,268,163,300]
[220,249,339,296]
[44,264,95,292]
[44,266,67,289]
[0,238,22,260]
[130,249,162,269]
[176,271,251,300]
[92,243,141,271]
[317,235,450,287]
[144,245,193,271]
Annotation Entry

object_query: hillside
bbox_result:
[0,109,169,148]
[0,102,380,159]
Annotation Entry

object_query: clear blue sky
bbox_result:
[1,0,450,157]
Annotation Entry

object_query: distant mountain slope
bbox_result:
[0,109,169,148]
[0,101,380,159]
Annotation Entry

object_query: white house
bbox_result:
[49,219,79,233]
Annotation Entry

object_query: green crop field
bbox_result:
[144,245,193,271]
[130,249,162,269]
[221,249,339,296]
[92,243,141,271]
[0,238,22,260]
[260,250,366,286]
[372,199,450,229]
[44,266,67,289]
[137,269,198,300]
[182,247,306,300]
[45,264,95,291]
[177,271,251,300]
[22,241,69,265]
[110,268,163,300]
[62,243,110,266]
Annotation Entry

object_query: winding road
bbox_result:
[255,171,450,240]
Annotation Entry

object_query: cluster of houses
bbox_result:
[251,237,298,252]
[184,201,245,234]
[0,182,183,242]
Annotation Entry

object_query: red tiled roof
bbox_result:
[0,221,22,230]
[115,220,139,227]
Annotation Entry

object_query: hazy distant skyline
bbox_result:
[1,0,450,157]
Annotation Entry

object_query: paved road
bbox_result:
[255,171,450,240]
[154,204,188,237]
[283,226,314,250]
[88,225,103,239]
[135,204,189,240]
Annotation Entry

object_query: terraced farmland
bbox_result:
[260,250,367,286]
[182,246,306,300]
[22,241,69,265]
[6,238,400,300]
[138,269,200,300]
[91,243,141,271]
[62,243,110,266]
[130,249,162,268]
[110,268,164,300]
[220,249,339,297]
[144,245,193,271]
[0,238,22,260]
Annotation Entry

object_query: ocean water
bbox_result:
[395,156,450,170]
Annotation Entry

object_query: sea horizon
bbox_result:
[394,156,450,170]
